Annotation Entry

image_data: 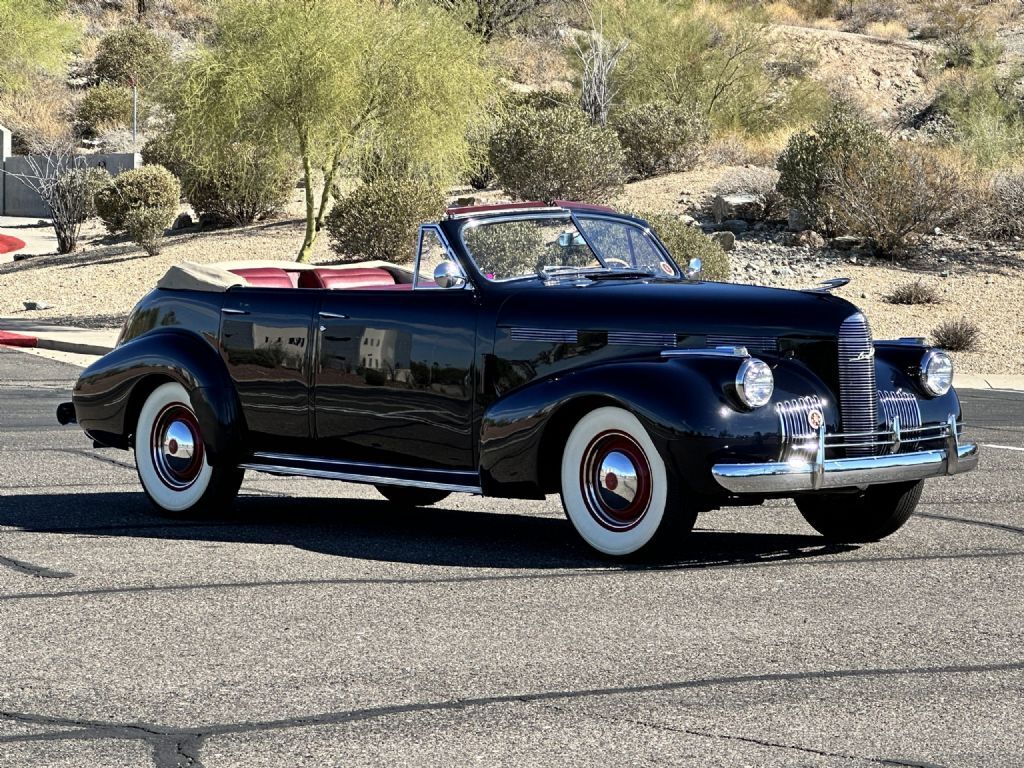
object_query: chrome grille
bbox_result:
[878,390,922,430]
[838,313,877,457]
[509,327,578,343]
[707,334,778,353]
[776,396,825,461]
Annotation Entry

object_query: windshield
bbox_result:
[461,214,679,282]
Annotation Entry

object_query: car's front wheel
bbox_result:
[560,406,696,557]
[796,479,924,543]
[135,382,243,515]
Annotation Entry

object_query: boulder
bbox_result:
[783,230,824,248]
[721,219,749,235]
[830,235,862,251]
[787,208,808,232]
[712,194,763,224]
[710,231,736,251]
[172,213,194,231]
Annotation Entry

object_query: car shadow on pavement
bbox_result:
[0,491,850,571]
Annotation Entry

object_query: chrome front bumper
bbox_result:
[712,415,980,494]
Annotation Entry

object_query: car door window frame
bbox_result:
[414,224,471,290]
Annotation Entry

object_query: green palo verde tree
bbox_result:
[171,0,493,262]
[0,0,78,96]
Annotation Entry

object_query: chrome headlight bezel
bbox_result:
[919,349,954,397]
[735,358,774,408]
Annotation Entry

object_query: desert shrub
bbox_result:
[143,134,295,226]
[488,105,625,202]
[94,164,181,255]
[603,0,829,135]
[463,220,546,277]
[829,144,968,257]
[932,317,981,351]
[611,101,710,180]
[94,25,172,88]
[935,70,1024,170]
[885,280,941,305]
[777,106,888,235]
[918,0,1000,69]
[713,167,787,221]
[325,177,446,263]
[787,0,843,18]
[640,212,730,282]
[434,0,554,41]
[979,170,1024,239]
[76,83,139,136]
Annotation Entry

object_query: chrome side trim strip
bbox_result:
[662,346,750,358]
[239,462,482,494]
[509,327,579,343]
[250,452,479,478]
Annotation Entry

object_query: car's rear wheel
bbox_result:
[796,480,924,543]
[560,406,696,557]
[375,485,451,508]
[135,382,243,515]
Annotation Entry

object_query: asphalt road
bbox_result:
[0,346,1021,768]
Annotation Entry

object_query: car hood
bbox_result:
[493,279,862,341]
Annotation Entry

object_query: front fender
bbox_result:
[479,355,833,498]
[72,329,246,464]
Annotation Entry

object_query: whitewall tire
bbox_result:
[560,406,694,557]
[134,382,242,515]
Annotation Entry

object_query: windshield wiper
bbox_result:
[585,269,658,281]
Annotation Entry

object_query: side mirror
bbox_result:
[685,257,703,279]
[433,260,467,289]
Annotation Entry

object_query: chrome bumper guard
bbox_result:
[712,415,979,494]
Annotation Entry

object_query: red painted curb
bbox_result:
[0,330,37,348]
[0,235,26,255]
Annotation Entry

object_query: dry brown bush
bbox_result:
[932,317,981,351]
[829,144,970,257]
[976,170,1024,240]
[885,280,941,305]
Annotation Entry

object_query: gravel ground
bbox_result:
[1,173,1021,373]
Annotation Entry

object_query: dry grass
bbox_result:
[864,21,910,40]
[764,1,806,25]
[492,35,574,91]
[707,129,794,167]
[0,78,74,150]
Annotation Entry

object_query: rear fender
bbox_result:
[72,330,246,465]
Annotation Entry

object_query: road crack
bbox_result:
[571,707,944,767]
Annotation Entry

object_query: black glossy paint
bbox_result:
[68,208,967,505]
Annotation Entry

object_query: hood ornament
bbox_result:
[807,277,851,293]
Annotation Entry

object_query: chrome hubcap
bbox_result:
[581,431,652,531]
[150,405,204,490]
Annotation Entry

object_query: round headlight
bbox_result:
[736,358,774,408]
[920,350,953,397]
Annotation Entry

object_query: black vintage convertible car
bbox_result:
[59,201,979,557]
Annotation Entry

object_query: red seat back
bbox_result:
[229,267,297,288]
[301,268,396,290]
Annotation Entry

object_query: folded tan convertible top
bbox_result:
[156,260,415,292]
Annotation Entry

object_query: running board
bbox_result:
[239,452,483,495]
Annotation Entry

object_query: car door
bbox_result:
[219,287,318,455]
[313,226,478,471]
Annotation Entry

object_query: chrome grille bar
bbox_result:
[878,389,923,430]
[838,313,877,457]
[707,334,778,353]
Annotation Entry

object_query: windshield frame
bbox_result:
[457,211,682,284]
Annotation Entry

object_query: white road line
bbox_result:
[982,444,1024,452]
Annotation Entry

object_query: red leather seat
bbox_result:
[299,268,396,290]
[229,268,298,288]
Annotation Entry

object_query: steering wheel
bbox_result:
[603,257,633,270]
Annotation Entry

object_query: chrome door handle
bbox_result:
[221,308,248,315]
[318,311,348,319]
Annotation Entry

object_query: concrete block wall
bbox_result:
[0,126,141,218]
